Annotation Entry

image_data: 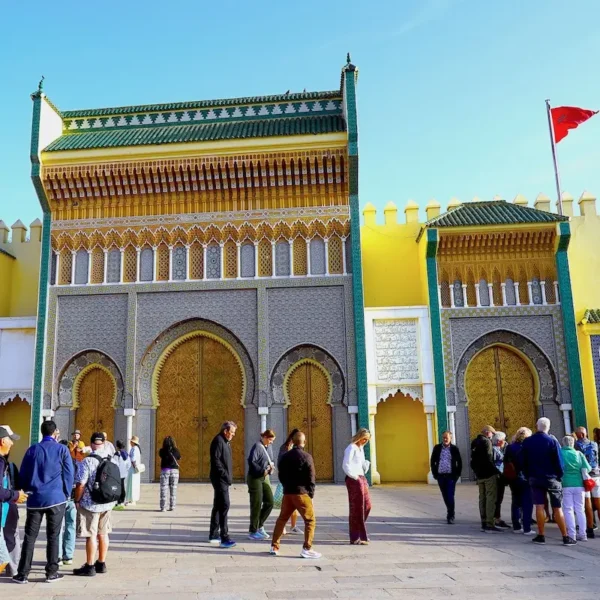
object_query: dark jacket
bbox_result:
[1,458,21,553]
[0,454,20,504]
[430,443,462,480]
[247,441,273,479]
[504,441,526,481]
[159,447,181,470]
[20,436,75,509]
[522,431,564,482]
[278,447,316,498]
[210,433,233,485]
[470,435,498,480]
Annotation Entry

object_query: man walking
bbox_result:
[430,430,462,524]
[0,426,27,576]
[13,421,74,584]
[574,426,599,538]
[209,421,237,549]
[470,425,502,532]
[270,431,321,559]
[73,432,121,576]
[522,417,573,545]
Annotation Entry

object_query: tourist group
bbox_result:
[431,417,600,545]
[0,420,372,583]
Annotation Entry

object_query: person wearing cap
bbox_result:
[470,425,502,533]
[69,430,86,463]
[0,426,27,577]
[125,436,142,506]
[73,432,118,577]
[13,420,74,584]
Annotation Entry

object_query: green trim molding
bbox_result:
[426,228,448,437]
[29,91,52,442]
[343,60,370,473]
[556,221,587,428]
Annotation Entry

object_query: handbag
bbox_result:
[273,482,284,509]
[582,468,596,492]
[135,463,146,474]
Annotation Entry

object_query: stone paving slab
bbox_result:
[1,482,599,599]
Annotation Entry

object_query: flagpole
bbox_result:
[545,99,563,215]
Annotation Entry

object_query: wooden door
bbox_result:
[466,346,536,440]
[287,362,333,481]
[156,335,244,481]
[76,368,115,443]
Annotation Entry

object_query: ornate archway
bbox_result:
[138,319,254,481]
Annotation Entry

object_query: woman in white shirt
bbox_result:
[342,428,372,545]
[125,436,142,505]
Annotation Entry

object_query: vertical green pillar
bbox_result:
[343,59,370,466]
[425,228,448,437]
[556,221,587,429]
[29,90,52,442]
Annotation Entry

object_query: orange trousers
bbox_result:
[271,494,315,551]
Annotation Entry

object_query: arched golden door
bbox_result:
[466,345,536,441]
[75,368,115,444]
[287,363,333,481]
[375,392,429,482]
[0,396,31,468]
[156,336,244,481]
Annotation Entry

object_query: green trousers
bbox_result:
[477,474,498,527]
[247,475,274,533]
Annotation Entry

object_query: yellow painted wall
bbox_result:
[569,206,600,431]
[0,396,31,468]
[0,221,41,318]
[361,203,426,307]
[375,392,429,482]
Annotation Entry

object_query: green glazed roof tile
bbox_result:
[61,91,342,119]
[583,309,600,324]
[44,115,345,152]
[426,200,568,227]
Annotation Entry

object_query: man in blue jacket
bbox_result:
[521,417,572,546]
[13,421,74,584]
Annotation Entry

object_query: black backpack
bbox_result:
[89,455,122,504]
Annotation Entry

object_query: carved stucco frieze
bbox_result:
[373,319,419,382]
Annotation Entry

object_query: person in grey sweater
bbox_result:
[247,430,276,540]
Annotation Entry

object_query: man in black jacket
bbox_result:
[430,431,462,524]
[209,421,237,548]
[470,425,502,532]
[269,431,321,559]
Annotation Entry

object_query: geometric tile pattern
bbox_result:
[591,336,600,408]
[310,238,326,275]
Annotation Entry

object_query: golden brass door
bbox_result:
[76,368,115,443]
[465,346,536,440]
[156,335,244,481]
[287,363,333,481]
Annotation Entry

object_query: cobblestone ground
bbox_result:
[2,482,600,599]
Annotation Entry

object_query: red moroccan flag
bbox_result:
[551,106,598,143]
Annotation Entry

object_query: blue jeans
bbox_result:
[509,478,533,533]
[57,499,77,560]
[437,475,456,519]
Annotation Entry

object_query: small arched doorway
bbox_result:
[375,392,429,482]
[74,366,116,443]
[286,360,333,481]
[465,345,537,440]
[0,395,31,467]
[155,333,245,481]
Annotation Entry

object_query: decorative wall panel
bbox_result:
[373,319,419,381]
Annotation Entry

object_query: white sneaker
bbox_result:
[290,526,304,534]
[513,528,523,534]
[300,548,322,559]
[523,530,535,536]
[209,538,221,544]
[269,547,279,556]
[258,527,270,540]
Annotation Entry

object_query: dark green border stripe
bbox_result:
[426,228,448,438]
[343,66,370,474]
[30,93,52,442]
[556,221,587,428]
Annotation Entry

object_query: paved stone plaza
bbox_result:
[2,482,600,599]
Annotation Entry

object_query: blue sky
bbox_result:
[1,0,599,229]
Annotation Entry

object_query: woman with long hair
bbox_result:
[277,428,302,535]
[158,436,181,512]
[113,440,130,508]
[342,428,372,544]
